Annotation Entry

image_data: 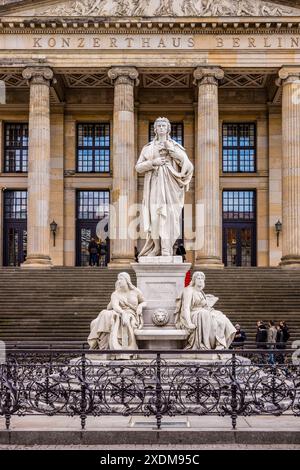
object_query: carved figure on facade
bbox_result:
[114,0,131,16]
[39,0,295,17]
[155,0,175,16]
[132,0,150,16]
[181,0,200,16]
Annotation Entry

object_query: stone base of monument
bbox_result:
[131,257,191,350]
[135,328,189,350]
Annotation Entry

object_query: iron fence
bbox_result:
[0,347,299,430]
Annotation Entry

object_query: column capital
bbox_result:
[22,66,54,87]
[108,67,139,87]
[193,67,224,87]
[277,67,300,86]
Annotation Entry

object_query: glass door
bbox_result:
[3,191,27,266]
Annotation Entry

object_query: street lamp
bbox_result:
[275,220,282,247]
[50,220,58,247]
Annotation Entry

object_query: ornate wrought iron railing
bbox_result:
[0,347,299,431]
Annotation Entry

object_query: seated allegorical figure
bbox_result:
[87,272,146,354]
[175,272,236,350]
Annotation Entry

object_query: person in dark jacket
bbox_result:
[88,238,98,266]
[176,243,186,262]
[256,321,268,363]
[276,321,290,364]
[231,324,247,349]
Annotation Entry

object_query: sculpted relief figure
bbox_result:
[88,273,146,353]
[132,0,150,16]
[40,0,295,17]
[155,0,175,16]
[181,0,200,16]
[175,272,236,350]
[114,0,131,16]
[136,117,193,257]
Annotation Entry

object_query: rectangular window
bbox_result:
[223,190,256,221]
[77,190,110,220]
[222,123,256,173]
[149,122,184,146]
[77,123,110,173]
[4,123,28,173]
[4,190,27,220]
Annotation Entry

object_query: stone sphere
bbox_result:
[152,309,170,327]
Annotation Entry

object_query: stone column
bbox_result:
[278,67,300,268]
[21,67,54,268]
[193,67,224,269]
[108,67,139,267]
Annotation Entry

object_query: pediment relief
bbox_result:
[2,0,300,18]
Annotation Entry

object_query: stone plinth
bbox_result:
[135,328,189,350]
[131,258,191,349]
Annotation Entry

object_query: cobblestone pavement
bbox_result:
[0,445,299,450]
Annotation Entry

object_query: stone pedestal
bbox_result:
[21,67,53,269]
[131,258,191,349]
[194,67,224,269]
[278,67,300,268]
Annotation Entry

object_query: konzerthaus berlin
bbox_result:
[0,0,300,269]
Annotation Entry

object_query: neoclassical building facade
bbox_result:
[0,0,300,268]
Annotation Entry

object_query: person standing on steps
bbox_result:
[88,237,98,267]
[176,242,187,262]
[267,320,277,365]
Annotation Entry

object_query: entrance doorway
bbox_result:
[76,190,110,267]
[222,190,256,267]
[3,190,27,266]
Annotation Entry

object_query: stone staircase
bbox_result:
[0,267,299,345]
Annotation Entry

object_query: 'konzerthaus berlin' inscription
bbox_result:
[1,34,300,50]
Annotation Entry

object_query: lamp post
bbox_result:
[50,220,58,247]
[275,220,282,247]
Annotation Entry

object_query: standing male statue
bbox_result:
[136,117,193,257]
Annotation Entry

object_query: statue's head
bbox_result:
[153,117,171,140]
[190,271,206,290]
[116,272,135,291]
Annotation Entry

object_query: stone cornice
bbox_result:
[3,17,300,34]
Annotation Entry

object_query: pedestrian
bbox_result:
[256,321,268,364]
[276,321,290,364]
[88,238,98,267]
[232,324,247,349]
[176,242,186,262]
[267,320,277,365]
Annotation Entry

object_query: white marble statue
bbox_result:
[88,272,146,354]
[136,117,193,257]
[175,272,236,350]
